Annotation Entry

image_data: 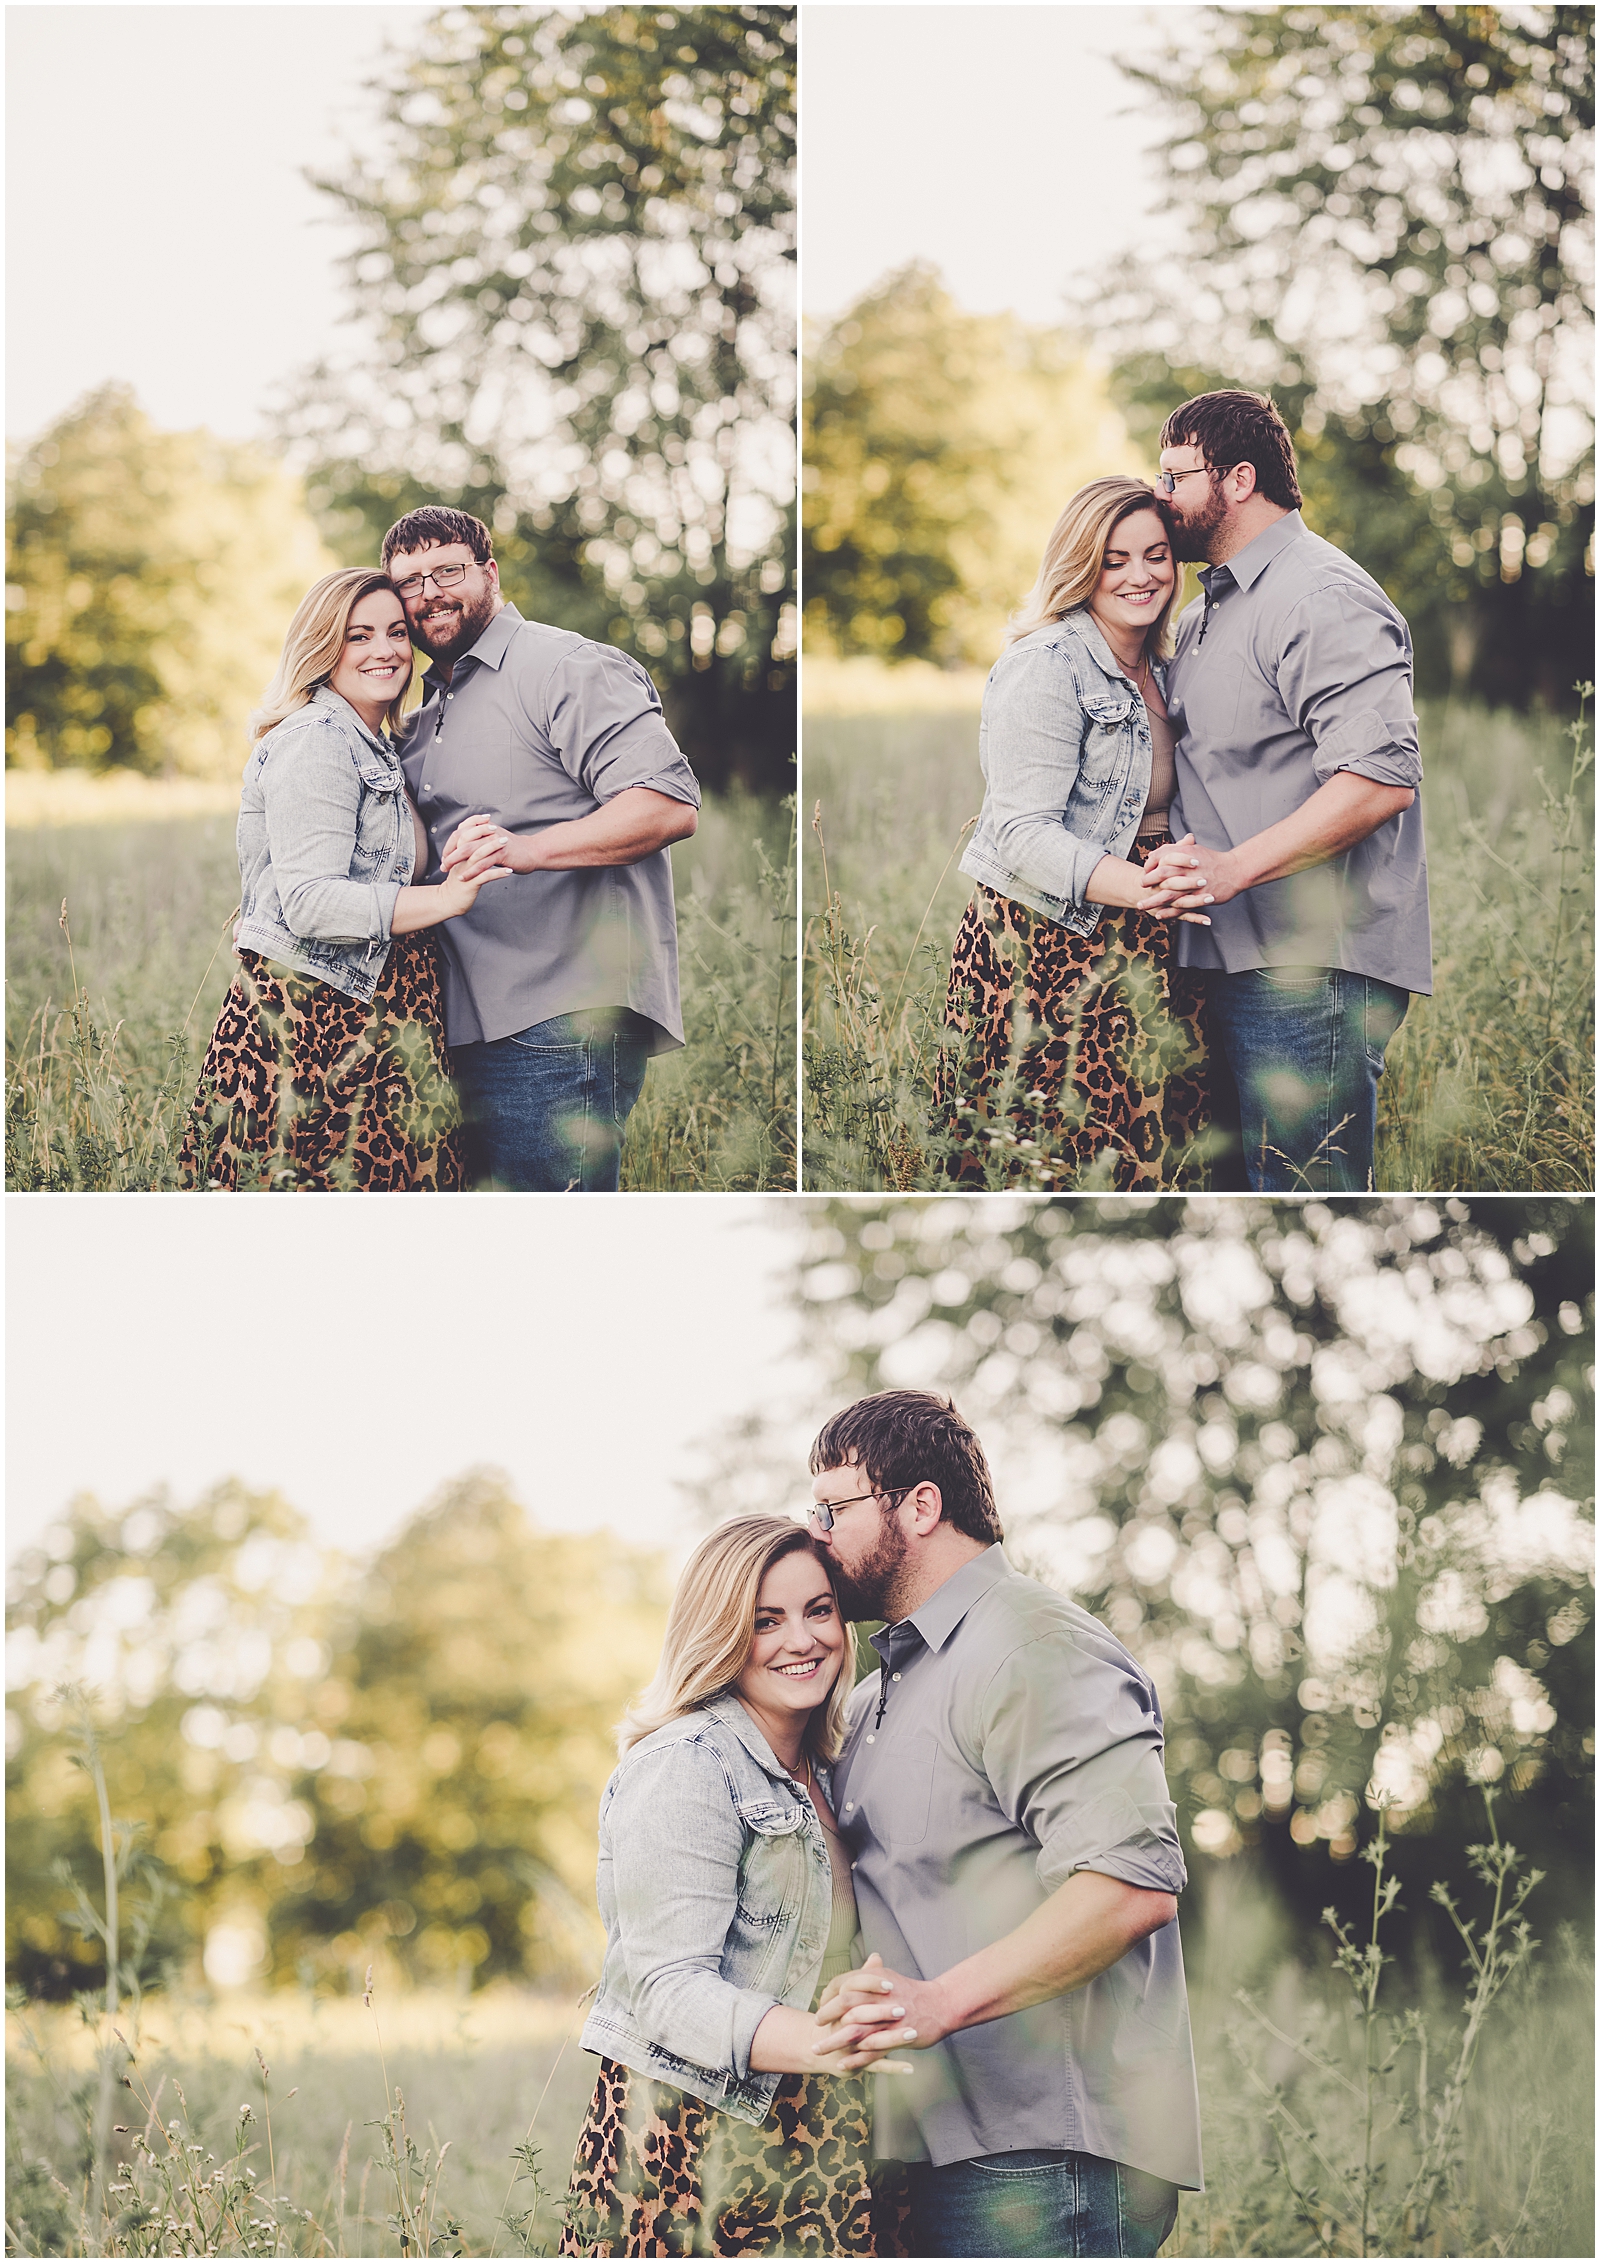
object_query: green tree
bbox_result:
[279,4,796,792]
[6,386,335,777]
[268,1471,667,1990]
[748,1197,1593,1953]
[803,263,1140,666]
[1090,5,1595,705]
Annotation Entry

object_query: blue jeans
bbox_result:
[1203,966,1409,1193]
[906,2149,1180,2259]
[451,1009,652,1191]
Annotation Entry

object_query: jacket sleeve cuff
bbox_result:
[374,881,403,938]
[1311,710,1422,788]
[991,817,1108,913]
[728,1987,781,2080]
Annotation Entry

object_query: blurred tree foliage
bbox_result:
[271,1472,665,1991]
[770,1197,1594,1957]
[6,386,335,777]
[279,4,795,793]
[6,1480,337,1996]
[6,1473,667,2000]
[802,264,1139,666]
[1090,4,1594,706]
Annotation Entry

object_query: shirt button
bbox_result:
[892,1673,902,1682]
[844,1802,855,1812]
[865,1734,875,1743]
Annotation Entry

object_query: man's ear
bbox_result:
[1228,460,1259,504]
[906,1482,944,1537]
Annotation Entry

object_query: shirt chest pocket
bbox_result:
[862,1728,937,1847]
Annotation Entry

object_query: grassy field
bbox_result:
[5,1984,599,2258]
[801,678,1595,1192]
[5,785,795,1193]
[8,1879,1590,2257]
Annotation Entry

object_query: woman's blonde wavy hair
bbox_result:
[1005,477,1179,655]
[618,1516,851,1763]
[249,569,414,741]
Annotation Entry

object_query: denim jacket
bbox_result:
[234,685,416,1001]
[579,1692,840,2125]
[959,609,1167,938]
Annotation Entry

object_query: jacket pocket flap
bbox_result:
[349,747,403,793]
[734,1797,807,1837]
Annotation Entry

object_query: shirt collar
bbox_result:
[875,1543,1010,1661]
[1202,508,1305,594]
[420,600,524,694]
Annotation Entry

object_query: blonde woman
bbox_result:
[559,1517,914,2258]
[935,478,1217,1190]
[179,569,509,1190]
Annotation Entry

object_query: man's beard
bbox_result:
[408,584,499,663]
[830,1512,912,1624]
[1169,486,1228,564]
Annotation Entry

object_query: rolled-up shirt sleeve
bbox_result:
[263,724,402,943]
[537,645,702,810]
[978,648,1110,911]
[977,1635,1187,1897]
[606,1743,779,2083]
[1277,589,1423,790]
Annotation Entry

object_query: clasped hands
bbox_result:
[442,811,536,879]
[809,1951,944,2076]
[1136,833,1239,922]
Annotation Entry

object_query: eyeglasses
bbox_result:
[393,561,477,599]
[1157,464,1236,496]
[808,1484,911,1532]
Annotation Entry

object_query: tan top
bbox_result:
[1140,700,1178,836]
[405,792,431,879]
[810,1770,862,2001]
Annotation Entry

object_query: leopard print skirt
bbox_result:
[177,936,464,1191]
[934,838,1210,1191]
[556,2057,909,2258]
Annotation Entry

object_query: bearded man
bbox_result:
[381,507,700,1190]
[1137,390,1431,1192]
[807,1388,1201,2260]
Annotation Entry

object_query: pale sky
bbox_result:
[5,3,1197,447]
[801,2,1197,323]
[5,1199,824,1567]
[5,4,431,443]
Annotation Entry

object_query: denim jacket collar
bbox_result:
[1063,606,1168,697]
[700,1689,811,1792]
[307,683,404,790]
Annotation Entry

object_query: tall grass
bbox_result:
[1177,1825,1592,2260]
[5,787,795,1192]
[802,687,1595,1192]
[8,1687,1589,2256]
[6,1986,598,2257]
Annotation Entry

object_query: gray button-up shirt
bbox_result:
[833,1547,1202,2189]
[399,604,701,1049]
[1168,511,1432,994]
